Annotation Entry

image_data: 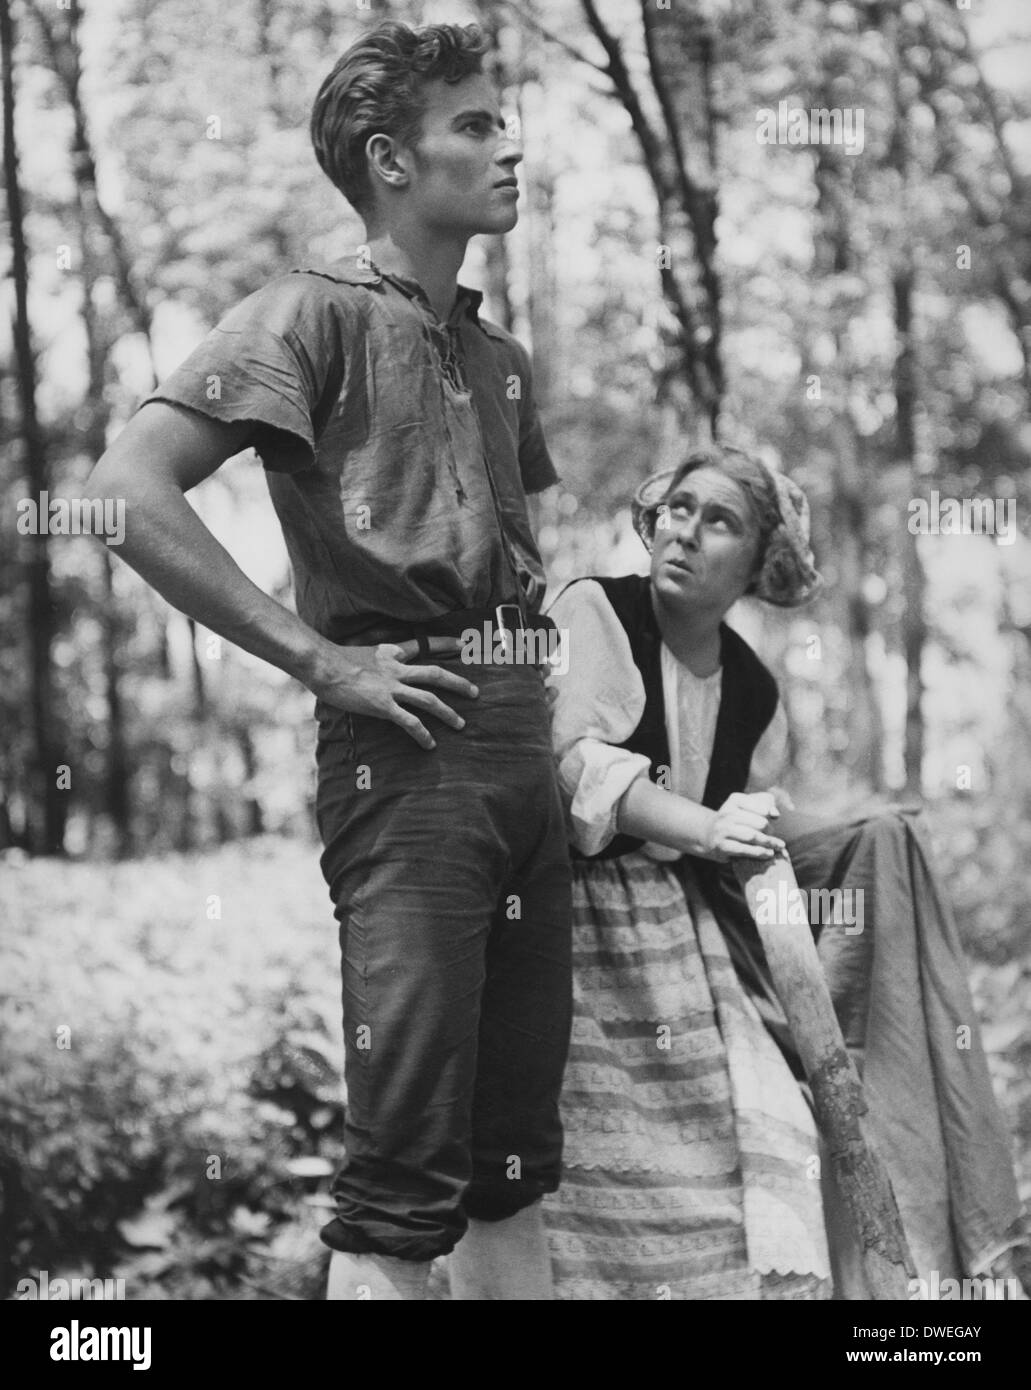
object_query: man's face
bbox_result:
[400,74,522,236]
[649,467,764,615]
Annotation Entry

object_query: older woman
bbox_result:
[542,446,1027,1300]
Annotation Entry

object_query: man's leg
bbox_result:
[448,1202,552,1301]
[326,1253,430,1301]
[449,768,573,1300]
[314,717,509,1296]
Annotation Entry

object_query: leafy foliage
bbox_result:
[0,838,341,1300]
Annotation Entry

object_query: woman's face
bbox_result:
[649,466,764,615]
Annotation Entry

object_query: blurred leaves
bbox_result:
[0,838,342,1300]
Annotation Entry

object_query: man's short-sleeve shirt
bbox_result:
[142,259,557,640]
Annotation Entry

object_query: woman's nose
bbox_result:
[678,516,701,548]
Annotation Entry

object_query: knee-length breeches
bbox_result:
[315,661,573,1262]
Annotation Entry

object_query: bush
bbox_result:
[0,837,342,1300]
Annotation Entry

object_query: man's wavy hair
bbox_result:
[310,21,489,217]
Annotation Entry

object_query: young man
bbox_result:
[84,21,572,1300]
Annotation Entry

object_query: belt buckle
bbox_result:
[494,604,522,659]
[494,603,523,634]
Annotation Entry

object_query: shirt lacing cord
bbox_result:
[423,320,471,503]
[430,321,469,395]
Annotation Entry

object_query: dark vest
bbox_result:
[571,574,779,861]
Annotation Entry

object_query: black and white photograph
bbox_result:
[1,0,1029,1353]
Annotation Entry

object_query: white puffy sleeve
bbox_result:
[544,580,653,856]
[745,698,789,791]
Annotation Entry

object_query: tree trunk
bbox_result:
[33,0,135,854]
[2,0,64,854]
[100,554,132,854]
[577,0,723,432]
[835,434,883,790]
[237,727,264,837]
[27,1,159,371]
[896,272,926,798]
[907,2,1031,396]
[255,0,283,118]
[811,145,883,789]
[890,24,927,799]
[638,0,722,434]
[186,619,207,721]
[522,117,558,411]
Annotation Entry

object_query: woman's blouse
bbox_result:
[547,579,787,858]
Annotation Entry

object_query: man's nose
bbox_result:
[498,128,523,169]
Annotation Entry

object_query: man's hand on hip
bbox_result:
[308,636,479,750]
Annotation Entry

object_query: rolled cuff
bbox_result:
[560,739,651,857]
[318,1215,460,1263]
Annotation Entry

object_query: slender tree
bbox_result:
[28,0,136,852]
[908,0,1031,394]
[807,148,884,787]
[498,0,724,438]
[2,0,64,853]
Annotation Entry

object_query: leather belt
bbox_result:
[334,601,557,656]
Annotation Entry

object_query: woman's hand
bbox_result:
[764,784,795,811]
[703,791,786,862]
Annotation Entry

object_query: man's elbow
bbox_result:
[82,444,128,505]
[74,453,125,549]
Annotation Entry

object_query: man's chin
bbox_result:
[427,214,518,241]
[476,212,519,236]
[469,202,520,236]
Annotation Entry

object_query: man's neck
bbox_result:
[365,225,469,321]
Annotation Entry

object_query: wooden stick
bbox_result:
[732,852,918,1298]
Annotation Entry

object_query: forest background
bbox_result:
[1,0,1029,1299]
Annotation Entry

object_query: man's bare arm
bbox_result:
[83,402,477,748]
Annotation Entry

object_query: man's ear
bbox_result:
[365,133,412,195]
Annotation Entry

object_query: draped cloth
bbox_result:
[702,805,1028,1289]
